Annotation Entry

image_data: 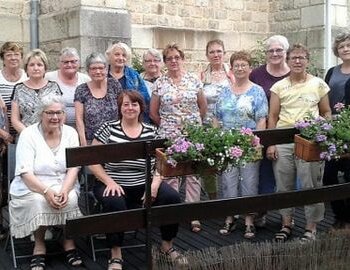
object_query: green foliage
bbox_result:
[132,50,144,74]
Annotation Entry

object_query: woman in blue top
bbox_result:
[215,51,268,239]
[106,42,150,123]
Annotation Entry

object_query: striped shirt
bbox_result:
[94,120,157,187]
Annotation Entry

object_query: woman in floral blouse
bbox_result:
[150,43,207,233]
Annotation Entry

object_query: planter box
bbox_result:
[294,134,321,162]
[155,148,195,177]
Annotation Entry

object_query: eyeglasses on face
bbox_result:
[89,66,106,72]
[43,110,65,117]
[144,59,161,64]
[288,56,308,62]
[266,48,284,54]
[61,60,79,65]
[232,64,249,70]
[208,49,224,55]
[165,56,182,62]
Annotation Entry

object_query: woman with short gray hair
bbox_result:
[45,47,90,127]
[141,48,163,97]
[74,52,122,146]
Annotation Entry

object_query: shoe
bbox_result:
[300,230,316,243]
[190,220,201,233]
[160,247,188,267]
[108,258,123,270]
[30,254,46,270]
[274,225,292,242]
[244,224,256,239]
[219,220,236,235]
[65,249,84,267]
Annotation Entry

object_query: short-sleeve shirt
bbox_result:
[270,76,330,128]
[94,120,157,187]
[74,78,122,141]
[11,81,62,127]
[215,84,268,130]
[153,72,203,138]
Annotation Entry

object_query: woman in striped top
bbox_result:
[89,90,186,270]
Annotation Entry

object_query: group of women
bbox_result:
[0,30,349,269]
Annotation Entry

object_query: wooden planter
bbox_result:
[294,134,321,162]
[155,148,196,177]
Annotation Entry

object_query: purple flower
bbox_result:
[320,152,331,161]
[229,146,243,158]
[334,102,345,112]
[328,144,336,153]
[195,143,205,151]
[315,134,327,142]
[295,121,311,129]
[321,123,333,131]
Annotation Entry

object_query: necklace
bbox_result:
[211,70,226,83]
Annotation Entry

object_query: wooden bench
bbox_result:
[65,128,350,269]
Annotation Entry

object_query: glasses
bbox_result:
[144,59,161,64]
[233,64,249,70]
[61,60,79,65]
[43,110,65,117]
[266,48,285,54]
[89,66,106,72]
[208,50,224,55]
[288,56,308,62]
[165,56,182,62]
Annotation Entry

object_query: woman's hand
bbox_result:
[44,189,63,210]
[142,175,162,204]
[103,181,125,197]
[266,145,278,160]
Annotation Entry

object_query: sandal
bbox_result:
[108,258,123,270]
[191,220,201,233]
[274,225,292,242]
[219,221,236,235]
[244,224,256,239]
[300,230,316,243]
[30,254,46,270]
[65,249,84,267]
[160,247,188,267]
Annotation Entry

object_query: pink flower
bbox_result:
[334,102,345,112]
[229,146,243,158]
[240,127,253,135]
[251,135,260,147]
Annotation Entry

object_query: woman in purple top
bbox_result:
[75,53,122,146]
[249,35,291,227]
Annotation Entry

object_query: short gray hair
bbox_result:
[38,94,65,115]
[333,30,350,57]
[142,48,163,63]
[59,47,80,62]
[265,35,289,51]
[85,52,107,72]
[105,42,132,66]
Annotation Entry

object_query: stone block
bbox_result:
[301,5,324,27]
[306,29,325,49]
[0,15,30,42]
[334,5,348,27]
[131,26,153,49]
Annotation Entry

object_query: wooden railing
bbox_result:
[65,127,350,269]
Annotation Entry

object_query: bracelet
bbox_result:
[43,185,53,195]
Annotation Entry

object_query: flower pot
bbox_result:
[294,134,321,162]
[155,148,195,177]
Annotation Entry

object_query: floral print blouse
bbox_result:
[215,83,268,130]
[153,72,203,139]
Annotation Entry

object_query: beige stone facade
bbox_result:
[0,0,349,72]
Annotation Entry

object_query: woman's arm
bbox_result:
[74,101,87,146]
[318,94,332,120]
[256,117,267,130]
[88,139,125,197]
[266,92,281,160]
[11,100,26,133]
[149,94,161,126]
[197,89,208,120]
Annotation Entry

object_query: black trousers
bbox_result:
[93,181,181,248]
[323,159,350,222]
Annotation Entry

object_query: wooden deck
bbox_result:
[0,204,335,270]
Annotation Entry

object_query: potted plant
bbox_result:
[295,103,350,161]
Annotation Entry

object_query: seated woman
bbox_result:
[89,90,186,270]
[9,95,83,270]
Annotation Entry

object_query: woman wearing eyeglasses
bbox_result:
[150,43,207,233]
[267,44,331,243]
[45,47,90,127]
[74,53,122,146]
[11,49,62,135]
[214,51,268,239]
[249,35,291,227]
[9,94,84,269]
[141,48,163,98]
